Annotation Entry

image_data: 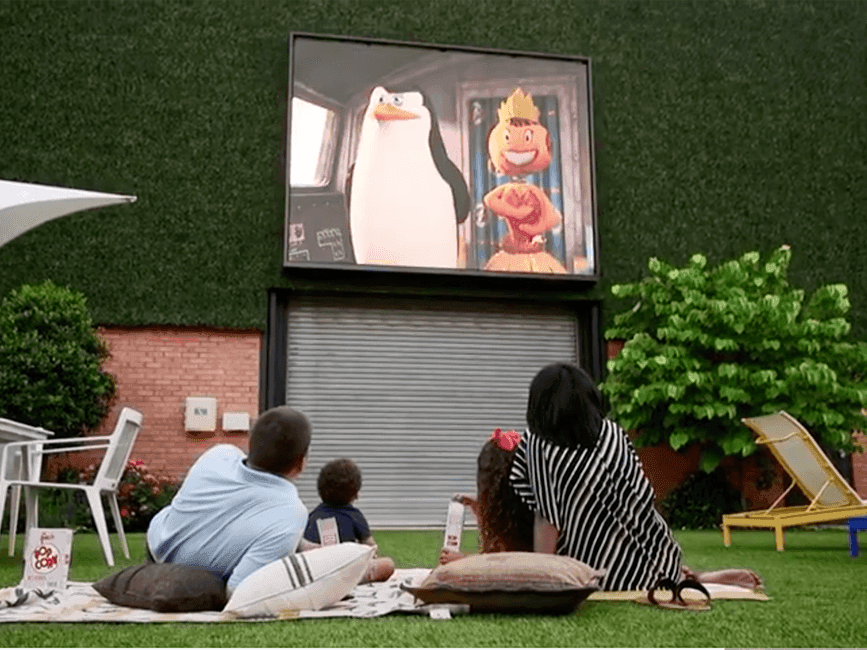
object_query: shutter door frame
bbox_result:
[263,290,603,529]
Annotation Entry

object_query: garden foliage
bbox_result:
[25,459,178,534]
[0,281,116,438]
[659,470,743,530]
[603,245,867,472]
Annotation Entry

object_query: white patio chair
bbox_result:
[0,407,143,566]
[0,417,54,556]
[4,448,38,556]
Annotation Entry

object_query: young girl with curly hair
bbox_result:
[438,428,534,564]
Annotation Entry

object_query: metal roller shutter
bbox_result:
[286,295,579,528]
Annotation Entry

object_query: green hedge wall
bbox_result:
[0,0,865,335]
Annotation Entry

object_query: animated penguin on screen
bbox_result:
[483,88,567,274]
[347,86,470,269]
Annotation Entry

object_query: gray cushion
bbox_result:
[93,563,227,612]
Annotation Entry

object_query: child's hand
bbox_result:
[451,493,477,507]
[439,548,466,565]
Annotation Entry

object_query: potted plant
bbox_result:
[602,246,867,497]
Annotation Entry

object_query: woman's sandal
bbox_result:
[637,578,712,611]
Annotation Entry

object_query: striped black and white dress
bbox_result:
[509,420,683,591]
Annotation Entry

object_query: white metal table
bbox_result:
[0,418,54,555]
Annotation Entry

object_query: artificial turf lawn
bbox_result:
[0,528,863,647]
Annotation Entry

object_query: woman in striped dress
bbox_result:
[439,395,761,593]
[508,363,686,591]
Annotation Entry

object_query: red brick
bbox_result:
[96,326,261,481]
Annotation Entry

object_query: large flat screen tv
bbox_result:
[285,33,598,281]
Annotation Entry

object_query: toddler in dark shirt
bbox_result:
[304,458,395,582]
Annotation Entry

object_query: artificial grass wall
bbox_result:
[0,0,865,335]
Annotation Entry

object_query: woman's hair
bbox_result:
[248,406,311,474]
[317,458,362,507]
[526,362,604,449]
[476,440,534,554]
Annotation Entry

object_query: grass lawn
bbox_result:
[0,527,864,647]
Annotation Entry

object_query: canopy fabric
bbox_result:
[0,180,136,248]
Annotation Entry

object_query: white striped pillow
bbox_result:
[224,543,374,617]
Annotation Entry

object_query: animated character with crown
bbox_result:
[483,88,566,274]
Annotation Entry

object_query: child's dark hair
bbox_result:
[476,440,534,554]
[248,406,311,474]
[317,458,362,507]
[526,362,604,449]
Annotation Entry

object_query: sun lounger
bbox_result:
[721,411,867,551]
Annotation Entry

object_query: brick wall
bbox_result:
[91,326,261,481]
[853,432,867,498]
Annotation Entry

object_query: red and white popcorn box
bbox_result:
[443,499,465,552]
[22,528,73,592]
[316,516,340,546]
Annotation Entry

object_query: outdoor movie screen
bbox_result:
[285,33,598,280]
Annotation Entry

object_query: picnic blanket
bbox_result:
[0,569,437,623]
[0,570,767,623]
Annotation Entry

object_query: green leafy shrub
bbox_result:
[659,470,743,530]
[603,245,867,472]
[0,281,116,438]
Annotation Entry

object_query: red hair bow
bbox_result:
[490,428,521,452]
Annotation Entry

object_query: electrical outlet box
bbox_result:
[185,397,217,432]
[222,411,250,432]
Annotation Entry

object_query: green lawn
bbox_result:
[0,527,864,647]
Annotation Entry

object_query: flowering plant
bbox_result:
[78,459,179,532]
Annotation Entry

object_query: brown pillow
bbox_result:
[93,563,228,612]
[404,552,604,614]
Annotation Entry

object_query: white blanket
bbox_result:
[0,569,436,623]
[0,570,767,624]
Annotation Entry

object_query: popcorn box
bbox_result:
[443,500,465,551]
[316,516,340,546]
[22,528,73,592]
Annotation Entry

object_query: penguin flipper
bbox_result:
[441,160,471,225]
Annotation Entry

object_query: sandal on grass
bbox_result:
[635,578,712,611]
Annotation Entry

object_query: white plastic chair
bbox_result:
[0,407,143,566]
[0,417,54,555]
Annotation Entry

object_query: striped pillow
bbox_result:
[224,543,374,617]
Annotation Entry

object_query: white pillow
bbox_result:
[224,542,374,617]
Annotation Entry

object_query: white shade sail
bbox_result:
[0,179,136,248]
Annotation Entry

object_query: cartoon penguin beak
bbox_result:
[372,103,420,121]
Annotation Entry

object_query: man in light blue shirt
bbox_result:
[147,406,313,592]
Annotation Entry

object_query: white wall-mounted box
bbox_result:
[185,397,217,432]
[222,411,250,432]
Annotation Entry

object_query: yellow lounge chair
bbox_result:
[721,411,867,551]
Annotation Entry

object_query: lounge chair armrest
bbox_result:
[22,443,111,455]
[0,438,111,472]
[0,435,112,452]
